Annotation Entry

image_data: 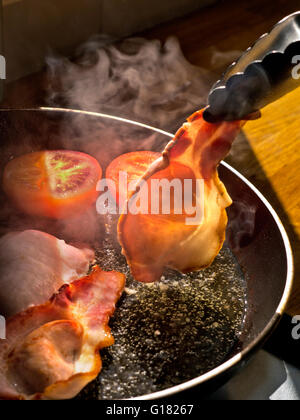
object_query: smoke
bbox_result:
[208,46,242,74]
[0,196,104,248]
[227,201,257,252]
[46,35,212,132]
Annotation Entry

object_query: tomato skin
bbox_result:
[106,151,161,205]
[3,151,102,219]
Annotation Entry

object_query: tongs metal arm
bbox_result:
[203,12,300,123]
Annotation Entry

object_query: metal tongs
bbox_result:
[203,12,300,123]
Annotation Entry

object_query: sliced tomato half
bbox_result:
[106,151,161,205]
[3,150,103,219]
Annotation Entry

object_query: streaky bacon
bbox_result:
[0,230,95,318]
[118,109,245,283]
[0,266,125,400]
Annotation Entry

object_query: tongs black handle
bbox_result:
[203,12,300,123]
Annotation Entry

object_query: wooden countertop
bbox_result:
[3,0,300,315]
[142,0,300,315]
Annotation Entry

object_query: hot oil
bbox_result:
[78,222,248,400]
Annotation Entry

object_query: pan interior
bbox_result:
[77,218,248,400]
[0,110,290,400]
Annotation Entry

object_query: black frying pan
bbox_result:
[0,108,294,400]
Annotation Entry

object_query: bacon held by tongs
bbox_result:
[0,267,125,400]
[118,109,245,283]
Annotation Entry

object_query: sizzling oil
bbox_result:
[78,236,248,400]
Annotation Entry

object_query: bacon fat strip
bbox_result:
[0,230,95,318]
[0,267,125,400]
[118,109,245,283]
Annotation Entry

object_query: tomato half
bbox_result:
[3,150,103,219]
[106,151,161,205]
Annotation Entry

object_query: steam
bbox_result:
[0,200,104,248]
[46,35,212,131]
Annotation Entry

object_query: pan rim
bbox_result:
[0,107,294,400]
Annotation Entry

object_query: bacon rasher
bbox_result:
[118,109,244,283]
[0,267,125,400]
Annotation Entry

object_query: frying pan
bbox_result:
[0,108,294,400]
